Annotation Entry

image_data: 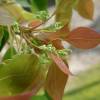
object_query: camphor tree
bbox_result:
[0,0,100,100]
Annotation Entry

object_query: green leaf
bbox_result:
[1,2,33,22]
[0,27,4,45]
[31,95,48,100]
[55,0,74,25]
[65,27,100,49]
[32,11,49,21]
[3,47,17,61]
[0,54,47,96]
[30,0,48,12]
[0,27,9,51]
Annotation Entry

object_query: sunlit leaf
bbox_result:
[45,61,68,100]
[76,0,94,20]
[0,54,47,98]
[66,27,100,49]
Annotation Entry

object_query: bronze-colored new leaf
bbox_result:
[45,62,68,100]
[40,25,70,49]
[28,20,42,29]
[0,92,32,100]
[49,53,72,75]
[66,27,100,49]
[76,0,94,20]
[41,24,69,41]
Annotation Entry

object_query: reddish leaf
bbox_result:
[66,27,100,49]
[50,25,69,49]
[39,25,70,49]
[40,25,69,41]
[0,92,32,100]
[28,20,42,29]
[49,25,69,41]
[52,39,64,49]
[49,53,72,75]
[45,62,68,100]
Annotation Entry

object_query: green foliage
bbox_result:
[0,27,4,44]
[31,95,48,100]
[55,0,74,25]
[0,27,9,51]
[30,0,48,12]
[33,11,49,21]
[3,47,17,61]
[0,54,47,96]
[44,22,63,32]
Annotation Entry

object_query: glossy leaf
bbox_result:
[45,62,68,100]
[76,0,94,20]
[55,0,74,25]
[0,54,47,98]
[66,27,100,49]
